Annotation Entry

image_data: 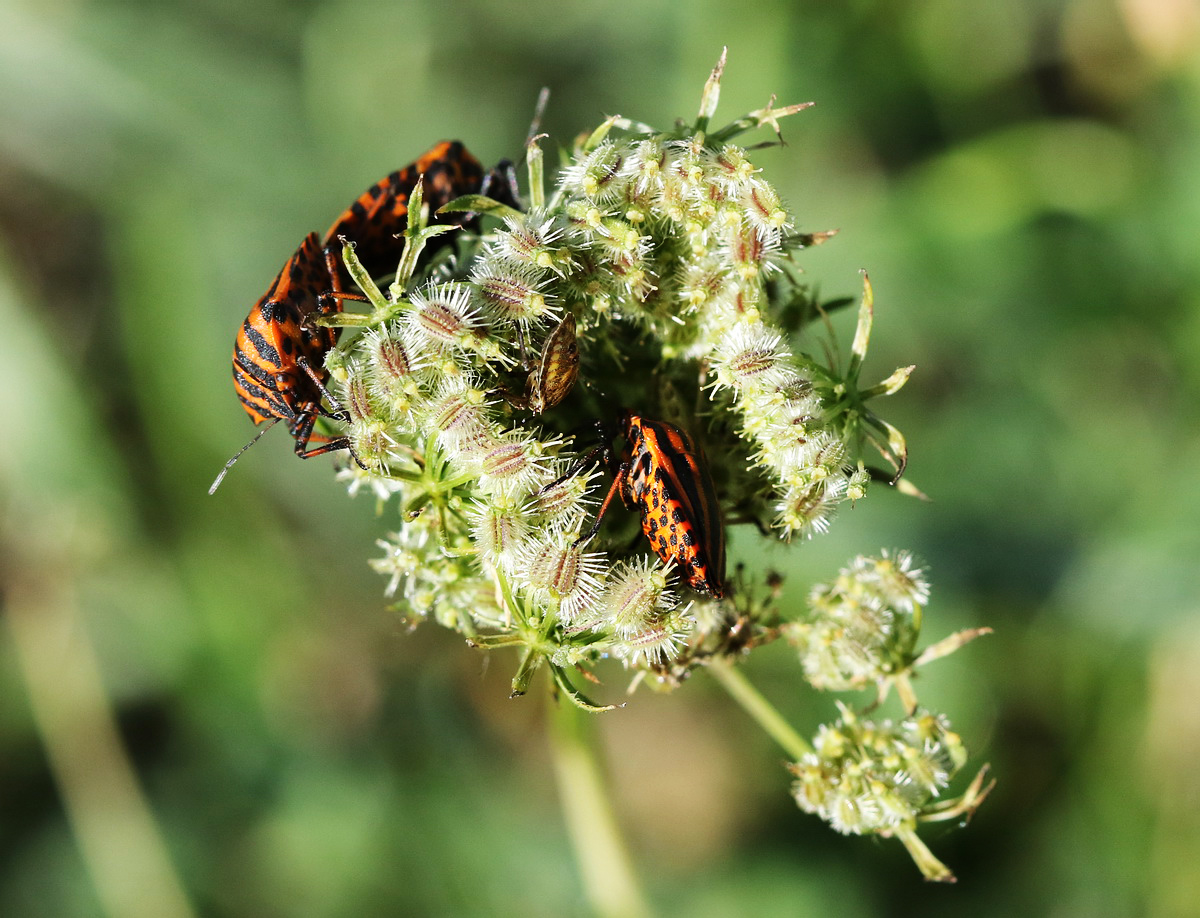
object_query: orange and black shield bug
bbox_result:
[614,412,726,597]
[322,140,519,295]
[565,411,727,597]
[210,232,352,493]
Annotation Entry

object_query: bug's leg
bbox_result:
[298,437,366,468]
[293,361,367,472]
[297,436,349,458]
[575,458,628,547]
[492,381,531,411]
[296,356,350,423]
[316,288,371,315]
[291,411,367,470]
[320,241,382,312]
[540,440,606,497]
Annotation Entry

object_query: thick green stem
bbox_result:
[707,660,813,760]
[549,699,653,918]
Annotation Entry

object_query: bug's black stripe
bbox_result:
[641,422,711,527]
[237,384,291,421]
[242,320,282,369]
[234,346,279,389]
[237,389,292,422]
[232,360,272,396]
[236,389,271,418]
[233,361,283,400]
[234,371,292,418]
[264,298,302,324]
[659,453,712,535]
[232,365,273,400]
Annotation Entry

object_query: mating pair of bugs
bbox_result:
[213,141,726,597]
[213,141,515,490]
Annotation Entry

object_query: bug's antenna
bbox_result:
[208,419,280,494]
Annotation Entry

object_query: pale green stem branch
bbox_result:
[549,699,654,918]
[707,660,813,760]
[895,826,955,883]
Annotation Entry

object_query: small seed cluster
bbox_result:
[791,703,966,835]
[787,550,931,691]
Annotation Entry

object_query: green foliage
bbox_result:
[2,1,1199,915]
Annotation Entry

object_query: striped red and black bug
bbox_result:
[322,140,519,296]
[210,232,353,493]
[573,411,727,597]
[212,142,519,493]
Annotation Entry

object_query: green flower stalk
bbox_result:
[317,50,990,883]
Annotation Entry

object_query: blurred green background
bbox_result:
[3,0,1199,915]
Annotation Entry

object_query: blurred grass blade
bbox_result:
[7,567,197,918]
